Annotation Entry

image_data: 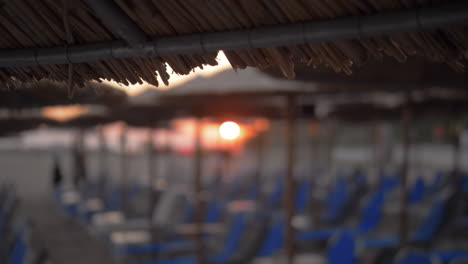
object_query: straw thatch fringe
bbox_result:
[0,0,466,87]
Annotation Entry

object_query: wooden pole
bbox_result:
[98,126,107,179]
[194,118,205,264]
[74,129,87,191]
[326,123,336,182]
[372,122,381,185]
[309,121,321,227]
[215,129,227,194]
[451,120,462,191]
[399,103,411,247]
[163,130,171,185]
[98,126,107,199]
[254,127,265,199]
[285,95,297,264]
[120,124,128,213]
[147,126,158,219]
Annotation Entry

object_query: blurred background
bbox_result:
[1,1,468,264]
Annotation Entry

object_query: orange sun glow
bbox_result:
[41,105,90,122]
[219,121,240,140]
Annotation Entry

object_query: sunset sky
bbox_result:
[27,53,245,152]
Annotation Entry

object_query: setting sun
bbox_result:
[219,121,240,140]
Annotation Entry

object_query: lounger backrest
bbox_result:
[395,251,432,264]
[217,213,248,257]
[427,171,444,194]
[107,188,121,210]
[8,229,27,264]
[327,231,356,264]
[411,196,447,243]
[324,176,348,222]
[268,178,284,207]
[295,180,312,213]
[206,200,224,223]
[357,190,385,234]
[409,178,426,205]
[257,217,284,257]
[380,173,399,193]
[355,171,367,188]
[0,195,16,237]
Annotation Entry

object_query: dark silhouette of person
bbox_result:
[52,157,63,189]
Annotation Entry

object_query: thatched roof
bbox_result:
[410,96,468,117]
[265,57,468,90]
[162,67,309,96]
[327,102,400,122]
[158,68,294,118]
[0,80,127,108]
[326,93,468,122]
[111,105,173,127]
[0,0,467,88]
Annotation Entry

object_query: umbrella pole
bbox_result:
[74,129,87,192]
[285,95,297,264]
[451,120,462,190]
[372,122,380,184]
[98,126,107,199]
[120,124,128,213]
[255,126,265,200]
[148,126,157,220]
[399,104,411,248]
[309,121,320,227]
[194,118,205,264]
[326,123,336,182]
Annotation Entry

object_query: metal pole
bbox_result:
[120,124,128,213]
[193,118,205,264]
[399,104,411,247]
[285,95,297,264]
